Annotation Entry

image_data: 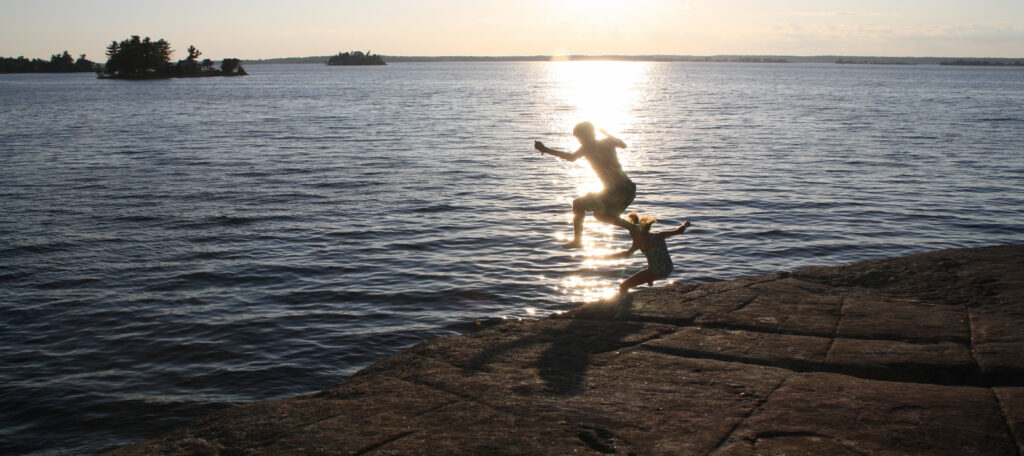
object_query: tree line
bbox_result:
[2,36,247,78]
[940,59,1024,66]
[0,51,97,73]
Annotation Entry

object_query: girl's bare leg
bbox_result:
[619,268,660,294]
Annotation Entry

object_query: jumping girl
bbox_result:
[610,213,690,293]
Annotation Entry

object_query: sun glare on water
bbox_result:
[542,60,653,303]
[547,60,650,132]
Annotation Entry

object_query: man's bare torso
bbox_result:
[581,138,631,189]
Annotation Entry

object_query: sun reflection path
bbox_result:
[553,217,636,303]
[542,61,654,303]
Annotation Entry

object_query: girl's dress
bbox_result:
[641,234,673,279]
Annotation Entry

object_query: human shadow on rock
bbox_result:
[462,296,642,396]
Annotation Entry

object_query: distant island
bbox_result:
[327,51,386,66]
[940,59,1024,66]
[836,58,916,65]
[1,51,97,73]
[693,56,789,63]
[98,35,247,79]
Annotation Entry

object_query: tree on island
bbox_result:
[102,35,173,78]
[220,58,247,76]
[100,35,247,79]
[178,45,202,73]
[327,50,386,66]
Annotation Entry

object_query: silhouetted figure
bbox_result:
[608,213,689,293]
[534,122,636,249]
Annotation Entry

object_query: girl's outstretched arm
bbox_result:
[600,241,639,259]
[656,221,691,239]
[603,249,633,259]
[597,237,640,259]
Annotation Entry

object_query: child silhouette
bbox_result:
[609,213,690,293]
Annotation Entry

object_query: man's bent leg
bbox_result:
[562,198,586,249]
[594,211,631,230]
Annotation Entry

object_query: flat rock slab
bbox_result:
[109,245,1024,455]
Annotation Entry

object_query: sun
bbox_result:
[547,60,650,133]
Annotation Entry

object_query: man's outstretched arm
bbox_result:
[534,141,583,162]
[600,129,627,149]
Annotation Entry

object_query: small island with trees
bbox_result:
[327,51,386,66]
[98,35,247,79]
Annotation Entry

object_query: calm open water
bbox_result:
[1,62,1023,454]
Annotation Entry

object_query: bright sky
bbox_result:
[1,0,1022,60]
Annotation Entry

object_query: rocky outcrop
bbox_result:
[109,245,1024,455]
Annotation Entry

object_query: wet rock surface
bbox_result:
[109,245,1024,455]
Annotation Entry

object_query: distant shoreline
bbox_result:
[244,54,1024,66]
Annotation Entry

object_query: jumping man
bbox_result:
[534,121,636,249]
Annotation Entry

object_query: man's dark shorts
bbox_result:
[577,181,636,215]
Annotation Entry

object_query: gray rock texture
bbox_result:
[109,245,1024,455]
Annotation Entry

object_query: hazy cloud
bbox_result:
[925,23,1024,42]
[771,21,1024,41]
[791,11,884,17]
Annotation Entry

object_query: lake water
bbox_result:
[1,61,1022,454]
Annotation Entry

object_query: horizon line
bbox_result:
[244,53,1024,61]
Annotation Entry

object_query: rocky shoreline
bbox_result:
[109,245,1023,455]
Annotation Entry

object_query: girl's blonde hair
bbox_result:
[627,212,657,233]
